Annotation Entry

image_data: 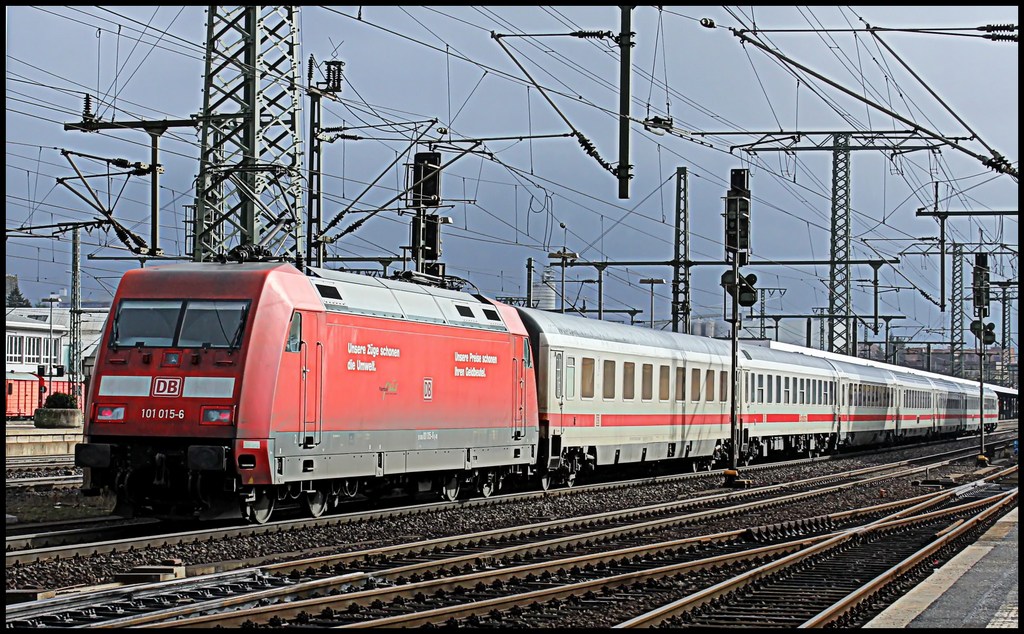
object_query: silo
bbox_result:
[703,320,717,339]
[532,266,557,311]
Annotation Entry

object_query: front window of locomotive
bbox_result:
[112,299,250,349]
[112,300,181,347]
[178,301,249,349]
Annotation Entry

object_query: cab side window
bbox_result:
[286,313,302,353]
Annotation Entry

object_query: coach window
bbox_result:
[523,339,532,368]
[566,357,576,399]
[675,367,685,402]
[581,357,595,399]
[603,360,616,399]
[286,313,301,352]
[642,364,654,401]
[659,365,670,401]
[766,373,774,404]
[719,370,729,402]
[690,368,701,402]
[622,362,635,400]
[705,369,716,402]
[756,373,764,403]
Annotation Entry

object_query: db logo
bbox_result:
[152,377,183,397]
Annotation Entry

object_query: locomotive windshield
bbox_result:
[112,299,250,349]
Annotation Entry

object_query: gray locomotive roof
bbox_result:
[306,266,506,331]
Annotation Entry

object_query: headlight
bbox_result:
[200,406,234,425]
[95,405,126,422]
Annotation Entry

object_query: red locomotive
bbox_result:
[76,262,538,522]
[76,261,1004,523]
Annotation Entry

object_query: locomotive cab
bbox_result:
[76,264,281,520]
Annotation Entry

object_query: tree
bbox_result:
[6,285,30,308]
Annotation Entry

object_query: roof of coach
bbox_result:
[762,340,1002,392]
[738,342,838,372]
[515,306,729,356]
[306,266,508,332]
[989,384,1018,397]
[517,307,855,372]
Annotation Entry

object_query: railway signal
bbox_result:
[737,273,757,307]
[720,271,758,308]
[983,322,996,346]
[972,253,990,318]
[411,151,442,208]
[724,168,751,266]
[970,319,997,346]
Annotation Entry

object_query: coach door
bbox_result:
[512,338,529,440]
[298,311,323,448]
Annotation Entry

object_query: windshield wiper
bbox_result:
[228,315,246,351]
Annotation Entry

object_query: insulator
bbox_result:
[700,18,716,29]
[571,30,611,39]
[979,23,1016,32]
[984,33,1018,42]
[83,93,93,119]
[307,56,315,82]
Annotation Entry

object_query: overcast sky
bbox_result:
[5,6,1018,349]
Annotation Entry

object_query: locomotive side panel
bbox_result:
[263,312,536,483]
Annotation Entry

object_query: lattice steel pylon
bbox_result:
[827,133,852,354]
[192,6,304,262]
[951,243,965,377]
[69,228,82,405]
[672,167,691,334]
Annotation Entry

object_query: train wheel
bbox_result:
[243,489,275,525]
[478,471,496,498]
[304,489,328,518]
[342,479,359,499]
[564,471,577,488]
[441,475,460,502]
[539,472,552,491]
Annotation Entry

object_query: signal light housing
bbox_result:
[200,406,234,426]
[95,405,126,422]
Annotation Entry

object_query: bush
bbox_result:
[43,391,78,409]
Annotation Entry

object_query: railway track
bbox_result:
[7,439,1010,568]
[5,454,76,471]
[618,486,1016,628]
[5,475,83,491]
[5,455,1015,628]
[6,517,162,551]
